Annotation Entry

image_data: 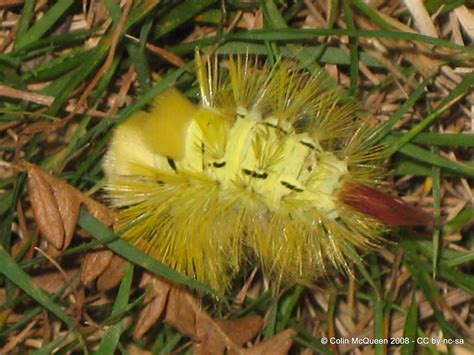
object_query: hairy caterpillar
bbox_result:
[104,55,431,292]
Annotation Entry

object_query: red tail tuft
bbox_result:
[340,183,433,227]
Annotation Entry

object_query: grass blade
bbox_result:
[94,263,134,354]
[385,73,474,155]
[15,0,75,50]
[401,292,418,355]
[0,247,86,351]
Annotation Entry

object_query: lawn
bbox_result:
[0,1,473,354]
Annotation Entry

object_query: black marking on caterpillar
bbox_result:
[280,181,304,192]
[264,122,287,134]
[242,169,268,179]
[213,161,226,168]
[167,157,177,171]
[299,140,317,150]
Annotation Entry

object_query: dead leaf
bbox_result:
[97,255,126,291]
[241,328,296,355]
[133,274,171,339]
[32,268,80,294]
[81,249,114,284]
[193,311,239,354]
[45,243,62,258]
[139,272,165,304]
[213,316,263,346]
[165,287,199,340]
[18,161,115,254]
[81,196,116,228]
[50,183,80,250]
[26,165,64,249]
[165,286,265,355]
[234,268,258,308]
[194,313,264,354]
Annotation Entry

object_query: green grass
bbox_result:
[0,0,473,353]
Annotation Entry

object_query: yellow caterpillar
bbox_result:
[104,55,427,292]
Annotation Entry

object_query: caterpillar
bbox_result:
[103,55,431,292]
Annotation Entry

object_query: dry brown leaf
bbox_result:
[32,269,80,294]
[214,316,263,346]
[165,287,199,340]
[139,272,164,304]
[133,274,171,339]
[234,267,258,307]
[45,243,62,258]
[50,183,81,250]
[81,196,115,227]
[193,313,264,354]
[97,255,126,291]
[18,161,115,255]
[193,311,240,354]
[164,286,266,354]
[26,164,64,249]
[134,292,169,339]
[240,328,296,355]
[80,249,114,284]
